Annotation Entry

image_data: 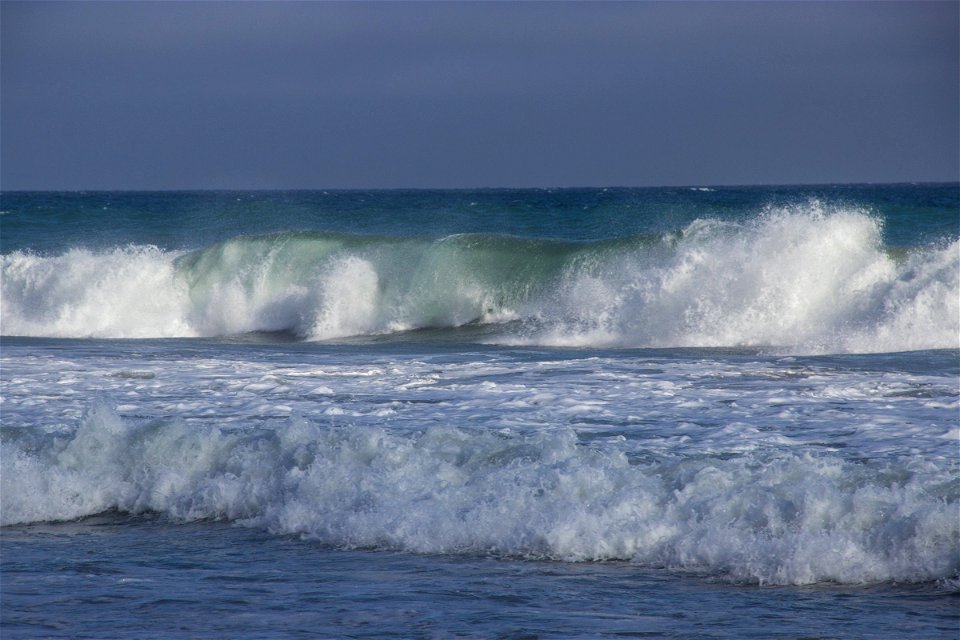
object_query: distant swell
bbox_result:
[2,402,957,586]
[2,205,958,354]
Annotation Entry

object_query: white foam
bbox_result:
[531,205,959,353]
[2,403,955,586]
[308,256,383,339]
[0,247,194,338]
[2,208,958,354]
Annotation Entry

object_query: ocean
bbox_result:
[1,184,958,638]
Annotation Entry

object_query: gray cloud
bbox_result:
[2,1,957,189]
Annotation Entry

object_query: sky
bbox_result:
[1,1,957,190]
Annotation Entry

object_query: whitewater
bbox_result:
[3,204,958,353]
[2,185,958,638]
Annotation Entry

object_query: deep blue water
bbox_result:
[1,184,958,638]
[2,184,957,254]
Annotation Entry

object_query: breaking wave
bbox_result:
[2,205,957,353]
[2,402,956,586]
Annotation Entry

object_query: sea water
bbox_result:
[1,185,958,638]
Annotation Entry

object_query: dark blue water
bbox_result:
[3,514,957,639]
[2,183,956,254]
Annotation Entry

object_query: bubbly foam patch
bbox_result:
[2,207,957,353]
[533,206,959,352]
[0,246,194,338]
[2,403,956,586]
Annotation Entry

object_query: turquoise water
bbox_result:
[1,184,958,638]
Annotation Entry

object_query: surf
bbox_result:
[2,401,956,586]
[2,205,957,354]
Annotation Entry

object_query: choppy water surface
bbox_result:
[2,185,958,637]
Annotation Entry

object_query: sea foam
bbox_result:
[534,206,960,352]
[2,403,956,586]
[2,206,957,353]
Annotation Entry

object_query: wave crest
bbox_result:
[2,207,957,353]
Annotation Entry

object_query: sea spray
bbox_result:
[2,206,957,353]
[4,186,958,637]
[534,206,960,352]
[0,245,193,338]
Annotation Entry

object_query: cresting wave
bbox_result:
[2,206,958,353]
[2,403,957,586]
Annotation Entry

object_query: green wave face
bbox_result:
[174,231,585,339]
[4,208,958,353]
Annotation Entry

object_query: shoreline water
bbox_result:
[4,512,957,640]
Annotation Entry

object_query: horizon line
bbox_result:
[2,180,958,194]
